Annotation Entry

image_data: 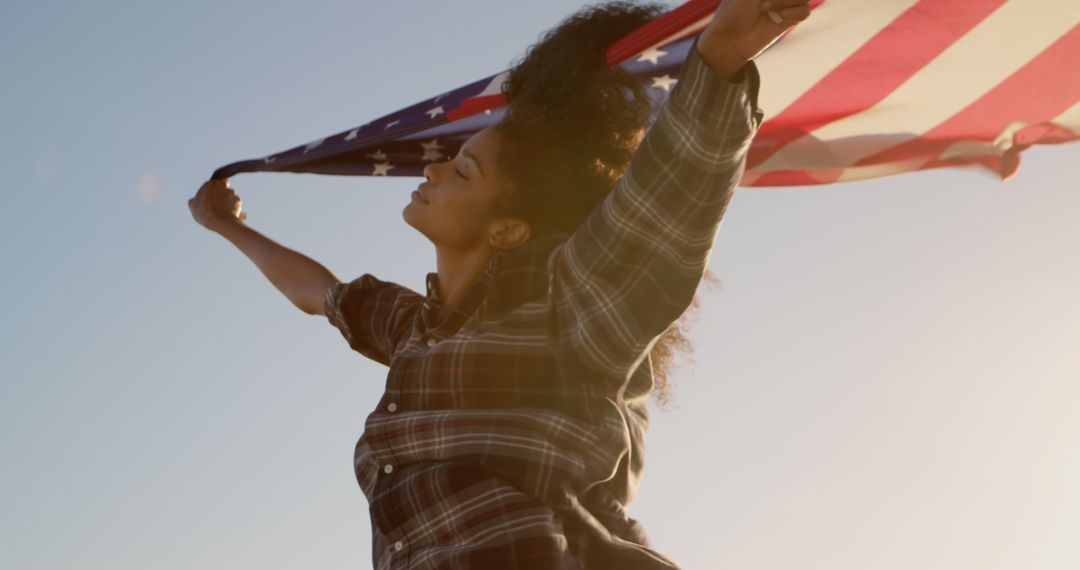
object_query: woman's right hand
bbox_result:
[698,0,811,79]
[189,178,246,232]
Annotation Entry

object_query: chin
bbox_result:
[402,203,434,242]
[402,198,420,222]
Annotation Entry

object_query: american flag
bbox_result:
[211,0,1080,187]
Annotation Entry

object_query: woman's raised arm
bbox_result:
[547,1,810,381]
[188,179,340,316]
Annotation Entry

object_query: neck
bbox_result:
[434,243,496,315]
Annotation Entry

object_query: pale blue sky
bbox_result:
[2,1,1078,569]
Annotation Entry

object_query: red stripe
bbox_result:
[609,0,830,65]
[880,119,1078,180]
[747,168,843,187]
[840,121,1080,183]
[746,125,1080,187]
[747,0,1006,170]
[745,124,1079,187]
[447,94,504,121]
[605,0,721,66]
[894,123,1079,181]
[854,23,1080,176]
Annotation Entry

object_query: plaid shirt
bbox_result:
[325,38,763,569]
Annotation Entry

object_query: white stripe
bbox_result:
[937,99,1080,162]
[651,15,711,52]
[938,121,1032,162]
[477,71,510,98]
[833,158,931,183]
[760,0,1080,171]
[753,0,919,116]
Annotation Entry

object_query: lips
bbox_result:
[415,186,430,203]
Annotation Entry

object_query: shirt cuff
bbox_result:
[668,35,765,139]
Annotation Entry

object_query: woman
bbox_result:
[189,1,810,567]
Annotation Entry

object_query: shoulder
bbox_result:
[324,273,426,332]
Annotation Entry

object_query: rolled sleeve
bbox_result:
[325,274,422,366]
[669,36,764,144]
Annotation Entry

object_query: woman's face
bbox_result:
[403,126,526,251]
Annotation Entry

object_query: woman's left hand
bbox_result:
[697,0,812,78]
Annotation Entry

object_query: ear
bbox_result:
[489,218,531,251]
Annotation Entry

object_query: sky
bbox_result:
[1,1,1078,569]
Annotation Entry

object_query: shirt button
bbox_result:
[383,464,394,474]
[387,402,398,412]
[426,338,437,347]
[394,540,404,551]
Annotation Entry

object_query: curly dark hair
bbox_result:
[492,0,720,410]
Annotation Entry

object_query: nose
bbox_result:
[423,162,435,182]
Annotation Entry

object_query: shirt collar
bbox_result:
[421,232,570,334]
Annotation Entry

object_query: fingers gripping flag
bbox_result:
[211,0,1080,187]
